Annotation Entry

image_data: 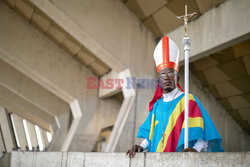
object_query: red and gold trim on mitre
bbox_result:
[154,36,180,73]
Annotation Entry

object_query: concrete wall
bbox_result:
[50,0,157,78]
[9,151,250,167]
[0,1,120,152]
[0,153,11,167]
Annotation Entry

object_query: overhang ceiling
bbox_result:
[3,0,110,77]
[190,39,250,134]
[121,0,225,37]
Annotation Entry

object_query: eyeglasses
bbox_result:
[159,72,177,79]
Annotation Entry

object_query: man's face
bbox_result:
[158,68,177,93]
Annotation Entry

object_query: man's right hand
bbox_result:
[126,145,143,158]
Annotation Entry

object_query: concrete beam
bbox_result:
[105,69,136,152]
[0,81,54,131]
[0,50,69,134]
[0,46,77,152]
[0,55,71,117]
[11,114,28,149]
[0,48,74,104]
[26,121,38,149]
[28,0,126,73]
[60,99,82,151]
[99,70,122,99]
[38,127,47,150]
[41,130,49,148]
[0,2,98,105]
[46,112,70,151]
[0,106,14,152]
[0,128,5,153]
[168,0,250,63]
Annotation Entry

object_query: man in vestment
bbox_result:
[127,36,223,158]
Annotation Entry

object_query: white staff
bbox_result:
[177,5,196,149]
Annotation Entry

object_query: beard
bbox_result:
[160,80,176,93]
[165,87,174,92]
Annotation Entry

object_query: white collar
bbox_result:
[162,88,183,102]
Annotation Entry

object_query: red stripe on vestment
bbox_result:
[164,99,203,152]
[164,111,184,152]
[189,100,202,118]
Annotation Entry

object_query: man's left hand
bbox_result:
[181,148,198,152]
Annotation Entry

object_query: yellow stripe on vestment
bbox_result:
[149,114,159,141]
[182,117,204,130]
[155,121,159,127]
[156,94,195,152]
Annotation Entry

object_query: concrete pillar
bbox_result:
[0,127,5,153]
[0,106,14,152]
[11,114,27,150]
[38,127,46,150]
[42,130,49,148]
[26,121,38,150]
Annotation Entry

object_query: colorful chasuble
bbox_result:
[137,93,224,152]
